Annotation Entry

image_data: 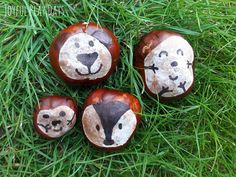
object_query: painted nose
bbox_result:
[52,120,61,126]
[76,52,98,69]
[104,139,114,145]
[171,61,178,67]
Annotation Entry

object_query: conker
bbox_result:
[81,88,142,151]
[134,30,195,101]
[33,96,78,139]
[49,22,120,85]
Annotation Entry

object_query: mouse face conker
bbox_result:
[33,96,78,139]
[50,22,120,85]
[82,88,142,151]
[134,30,194,101]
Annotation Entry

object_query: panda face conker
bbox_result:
[33,96,78,139]
[82,89,141,151]
[50,22,120,85]
[134,30,194,101]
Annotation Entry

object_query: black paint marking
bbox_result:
[75,64,103,76]
[59,111,66,117]
[104,139,114,145]
[178,81,187,92]
[90,30,112,49]
[96,124,100,131]
[159,86,173,96]
[75,42,80,48]
[169,75,178,81]
[144,64,159,74]
[76,52,98,68]
[89,40,94,47]
[42,114,49,119]
[159,51,168,57]
[93,101,130,146]
[177,49,184,56]
[171,61,178,67]
[52,120,61,127]
[67,113,75,125]
[37,124,51,133]
[76,52,103,76]
[187,60,192,68]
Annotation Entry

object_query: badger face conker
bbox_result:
[82,89,142,151]
[134,30,194,101]
[50,22,120,85]
[33,96,78,139]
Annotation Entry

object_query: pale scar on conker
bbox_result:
[81,88,142,151]
[134,30,195,101]
[33,96,78,139]
[49,22,120,85]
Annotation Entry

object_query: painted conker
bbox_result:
[49,22,120,85]
[33,96,78,139]
[134,30,195,101]
[81,88,142,151]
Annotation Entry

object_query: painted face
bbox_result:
[36,105,76,138]
[59,33,112,80]
[82,101,137,148]
[144,36,194,97]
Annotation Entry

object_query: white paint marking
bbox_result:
[82,105,137,148]
[59,33,112,80]
[37,105,76,138]
[144,36,194,97]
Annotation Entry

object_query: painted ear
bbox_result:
[91,30,112,49]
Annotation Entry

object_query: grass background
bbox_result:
[0,0,235,176]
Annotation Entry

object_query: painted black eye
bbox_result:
[75,42,80,48]
[42,114,49,119]
[89,41,94,47]
[59,111,66,117]
[171,61,178,67]
[177,49,184,56]
[96,124,100,131]
[159,51,168,57]
[118,123,122,129]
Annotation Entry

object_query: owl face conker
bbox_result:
[134,30,194,101]
[33,96,78,139]
[50,22,120,85]
[82,89,142,151]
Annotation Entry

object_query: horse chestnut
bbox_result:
[134,30,194,101]
[33,96,78,139]
[49,22,120,85]
[81,88,142,151]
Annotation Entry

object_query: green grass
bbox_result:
[0,0,236,176]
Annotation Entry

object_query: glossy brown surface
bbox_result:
[33,96,78,139]
[82,88,142,151]
[49,22,120,85]
[134,30,194,102]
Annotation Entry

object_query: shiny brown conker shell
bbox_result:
[50,22,120,85]
[134,30,195,101]
[81,88,142,151]
[33,96,78,139]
